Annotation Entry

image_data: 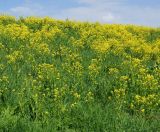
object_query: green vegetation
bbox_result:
[0,15,160,131]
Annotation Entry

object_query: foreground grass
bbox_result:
[1,104,159,131]
[0,15,160,131]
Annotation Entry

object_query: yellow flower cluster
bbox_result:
[6,51,23,64]
[88,59,100,76]
[108,68,119,75]
[2,24,30,41]
[0,15,159,118]
[36,63,60,81]
[133,94,159,112]
[111,88,126,99]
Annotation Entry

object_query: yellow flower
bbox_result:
[71,102,77,108]
[3,24,29,40]
[6,51,23,64]
[113,88,125,98]
[88,59,100,75]
[139,68,147,74]
[145,74,154,81]
[0,43,4,49]
[91,41,110,53]
[132,58,141,67]
[141,109,145,113]
[130,103,134,109]
[109,68,119,75]
[119,76,129,82]
[73,92,80,99]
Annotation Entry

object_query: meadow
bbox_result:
[0,15,160,131]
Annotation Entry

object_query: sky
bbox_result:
[0,0,160,27]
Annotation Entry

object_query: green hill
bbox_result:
[0,15,160,131]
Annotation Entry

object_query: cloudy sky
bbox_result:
[0,0,160,27]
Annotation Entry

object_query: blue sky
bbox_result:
[0,0,160,27]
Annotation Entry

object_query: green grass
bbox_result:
[0,15,160,131]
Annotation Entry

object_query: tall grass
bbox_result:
[0,15,160,131]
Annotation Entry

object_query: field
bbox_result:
[0,15,160,131]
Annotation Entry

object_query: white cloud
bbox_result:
[10,6,35,16]
[102,13,115,22]
[58,0,160,27]
[76,0,121,4]
[9,2,45,17]
[76,0,102,4]
[59,6,119,23]
[57,0,122,23]
[117,6,160,26]
[4,0,160,27]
